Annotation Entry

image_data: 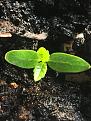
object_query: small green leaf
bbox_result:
[37,47,50,62]
[48,53,91,73]
[33,62,47,81]
[5,50,40,69]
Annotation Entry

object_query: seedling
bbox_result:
[5,47,91,81]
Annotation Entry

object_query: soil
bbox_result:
[0,0,91,121]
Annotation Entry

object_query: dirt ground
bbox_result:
[0,0,91,121]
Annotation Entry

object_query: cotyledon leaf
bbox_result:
[48,53,91,73]
[5,50,40,69]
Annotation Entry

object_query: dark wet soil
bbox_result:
[0,0,91,121]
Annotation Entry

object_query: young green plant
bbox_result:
[5,47,91,81]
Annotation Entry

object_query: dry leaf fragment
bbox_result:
[0,32,12,37]
[9,82,19,89]
[23,32,48,40]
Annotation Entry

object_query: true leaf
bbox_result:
[5,50,40,69]
[37,47,50,62]
[33,62,47,81]
[48,53,91,73]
